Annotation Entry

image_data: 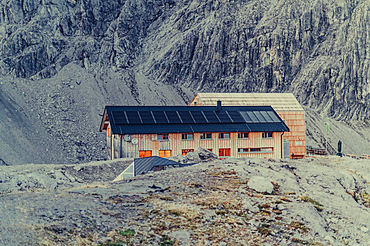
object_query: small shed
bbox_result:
[189,93,305,159]
[113,156,195,181]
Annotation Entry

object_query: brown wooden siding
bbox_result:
[189,95,305,159]
[109,129,283,159]
[276,111,305,158]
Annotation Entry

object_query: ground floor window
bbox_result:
[139,150,152,158]
[182,149,194,155]
[159,150,171,158]
[238,147,274,153]
[219,148,231,157]
[238,148,249,153]
[250,148,261,152]
[262,147,274,152]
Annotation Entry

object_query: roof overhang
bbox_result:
[99,109,109,132]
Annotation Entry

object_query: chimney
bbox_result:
[216,100,222,111]
[194,102,197,106]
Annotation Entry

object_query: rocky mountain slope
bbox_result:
[1,155,370,245]
[1,0,370,164]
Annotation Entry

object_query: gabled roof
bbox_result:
[134,156,184,175]
[100,105,290,134]
[189,93,304,111]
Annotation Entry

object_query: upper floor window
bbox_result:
[182,133,194,140]
[262,132,273,139]
[238,132,249,139]
[200,133,212,140]
[157,134,169,141]
[219,133,230,139]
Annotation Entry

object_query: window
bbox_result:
[182,149,194,155]
[159,150,171,157]
[200,133,212,139]
[157,134,169,141]
[219,148,231,157]
[182,133,194,140]
[139,150,152,158]
[262,147,274,152]
[262,132,273,138]
[250,148,261,152]
[238,132,249,139]
[219,133,230,139]
[238,148,249,153]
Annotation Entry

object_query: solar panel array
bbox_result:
[239,111,280,123]
[111,110,249,125]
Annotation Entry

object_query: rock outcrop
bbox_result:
[1,0,370,163]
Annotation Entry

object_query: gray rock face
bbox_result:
[248,176,274,194]
[1,0,370,163]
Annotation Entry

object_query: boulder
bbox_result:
[248,176,274,194]
[193,147,218,162]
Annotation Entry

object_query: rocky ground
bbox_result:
[1,153,370,245]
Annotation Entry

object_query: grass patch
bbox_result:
[300,196,323,206]
[291,238,309,244]
[159,235,176,246]
[290,221,310,233]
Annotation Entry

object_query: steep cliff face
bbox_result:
[0,0,370,164]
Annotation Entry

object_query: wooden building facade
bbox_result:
[189,93,306,159]
[100,104,290,160]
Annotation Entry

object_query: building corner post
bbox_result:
[281,132,284,159]
[111,134,114,160]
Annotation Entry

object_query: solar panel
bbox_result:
[239,111,253,123]
[139,111,155,124]
[126,111,142,124]
[253,111,267,122]
[246,111,259,123]
[165,111,182,124]
[152,111,169,124]
[111,111,128,124]
[190,111,207,123]
[227,111,245,123]
[215,111,232,123]
[203,111,220,123]
[178,111,195,123]
[267,111,281,122]
[260,111,274,122]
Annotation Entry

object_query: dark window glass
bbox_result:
[200,133,212,139]
[182,133,193,140]
[238,132,249,138]
[262,132,273,138]
[157,134,169,140]
[250,148,261,152]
